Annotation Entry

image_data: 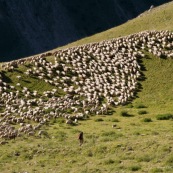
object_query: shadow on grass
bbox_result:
[106,109,116,115]
[22,80,31,83]
[1,71,12,83]
[13,69,23,73]
[132,55,148,100]
[120,111,134,117]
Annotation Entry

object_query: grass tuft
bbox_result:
[142,118,152,122]
[129,165,141,171]
[110,118,119,122]
[138,110,148,115]
[120,111,132,117]
[104,159,115,165]
[156,114,173,120]
[95,118,104,122]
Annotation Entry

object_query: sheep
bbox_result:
[28,131,35,136]
[112,124,117,128]
[38,130,49,138]
[66,119,73,125]
[0,30,173,140]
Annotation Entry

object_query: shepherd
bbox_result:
[78,131,84,146]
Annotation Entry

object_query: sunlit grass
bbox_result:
[0,1,173,173]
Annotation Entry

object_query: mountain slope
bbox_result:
[0,2,173,173]
[0,0,171,61]
[61,1,173,49]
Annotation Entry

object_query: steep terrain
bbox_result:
[1,29,173,139]
[0,1,173,173]
[0,0,171,61]
[62,1,173,49]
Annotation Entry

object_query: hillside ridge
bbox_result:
[0,0,171,61]
[60,1,173,50]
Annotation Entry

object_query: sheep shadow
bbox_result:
[22,80,31,83]
[13,69,23,73]
[0,71,12,83]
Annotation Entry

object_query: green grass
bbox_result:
[1,50,173,170]
[2,66,56,94]
[142,118,152,122]
[129,165,141,172]
[135,104,147,109]
[0,110,173,172]
[138,110,148,115]
[120,111,133,117]
[0,2,173,173]
[156,114,173,120]
[94,118,104,122]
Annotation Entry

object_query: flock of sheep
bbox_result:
[0,30,173,140]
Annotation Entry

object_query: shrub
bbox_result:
[138,110,148,115]
[133,131,140,135]
[143,118,152,122]
[110,118,119,122]
[95,118,104,122]
[156,113,173,120]
[120,111,132,117]
[129,165,141,171]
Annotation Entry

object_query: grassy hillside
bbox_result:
[0,2,173,173]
